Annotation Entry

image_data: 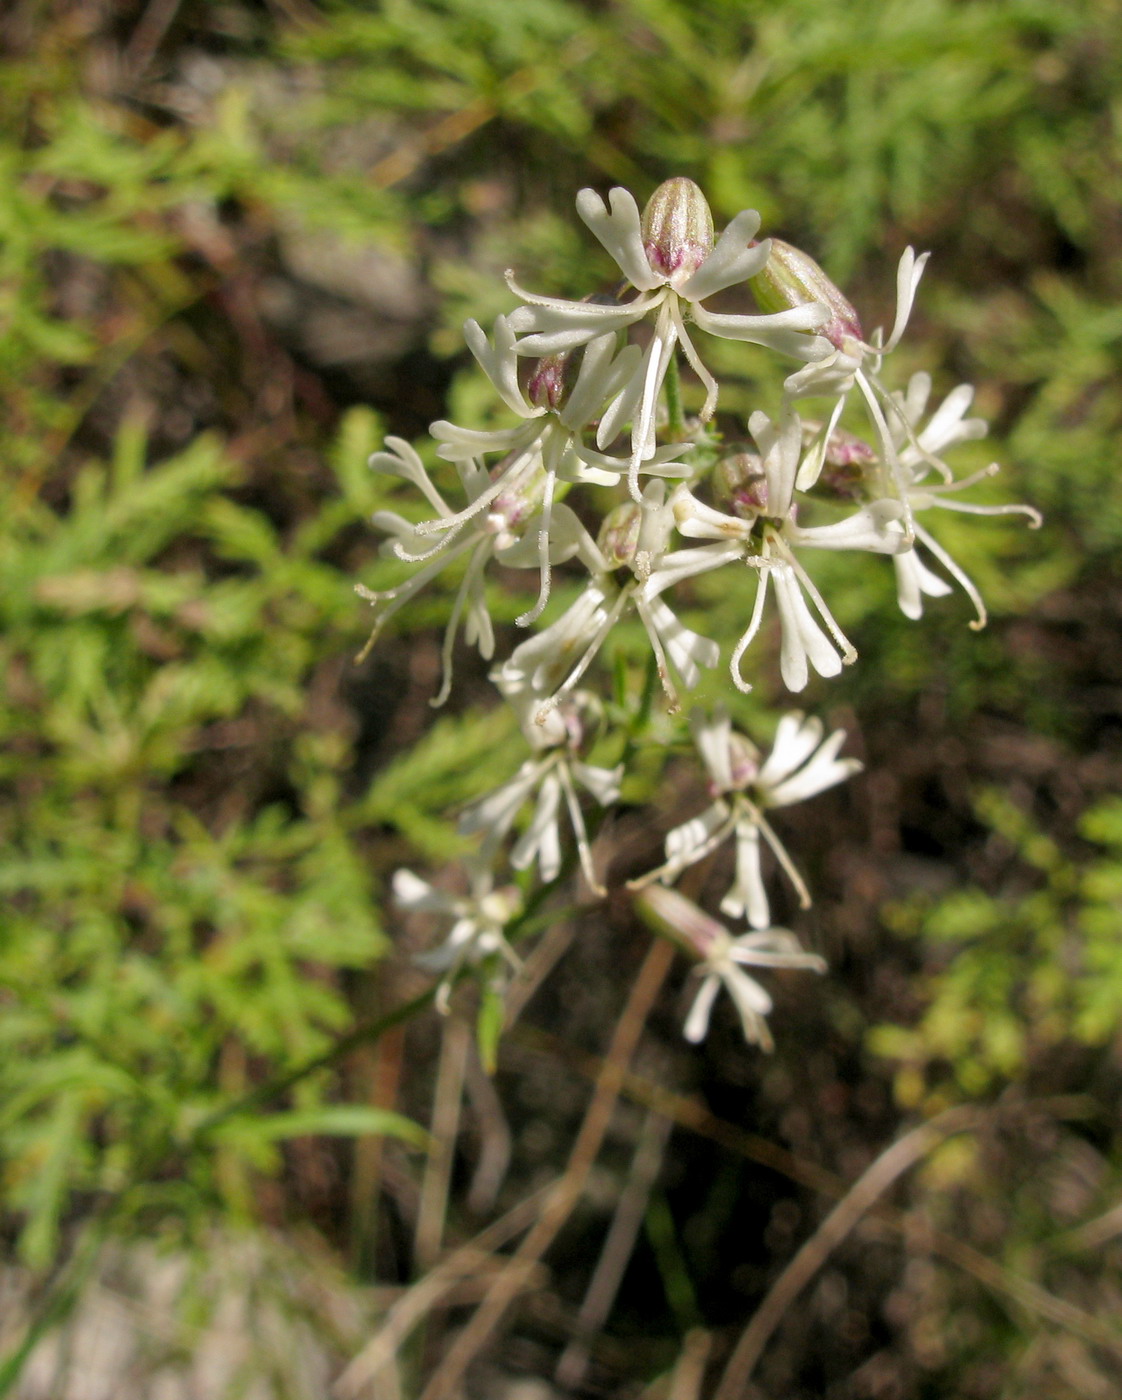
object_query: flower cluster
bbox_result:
[365,177,1039,1050]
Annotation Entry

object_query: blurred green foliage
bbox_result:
[1,0,1121,1393]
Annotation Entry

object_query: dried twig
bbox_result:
[417,936,676,1400]
[334,1184,554,1399]
[711,1106,985,1400]
[555,1108,673,1388]
[414,1016,471,1271]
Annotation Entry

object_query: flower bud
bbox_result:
[489,457,547,534]
[749,238,863,350]
[597,501,643,569]
[641,177,714,287]
[714,450,769,520]
[635,885,728,961]
[526,351,570,411]
[802,420,877,501]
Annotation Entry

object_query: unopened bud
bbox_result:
[597,501,643,569]
[750,239,863,350]
[714,450,769,520]
[526,351,570,411]
[489,457,547,531]
[803,420,877,501]
[641,177,714,287]
[635,885,727,961]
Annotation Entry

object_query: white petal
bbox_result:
[431,419,533,462]
[665,802,731,870]
[643,596,720,689]
[751,407,801,519]
[510,773,564,880]
[766,730,861,807]
[369,437,449,517]
[560,334,626,431]
[392,869,448,913]
[464,316,539,418]
[918,384,986,456]
[880,247,931,354]
[757,713,821,789]
[690,708,734,792]
[679,211,767,303]
[683,973,722,1043]
[772,565,843,692]
[459,762,544,840]
[789,501,907,554]
[671,486,752,542]
[572,761,624,807]
[722,967,775,1049]
[719,821,771,929]
[690,301,831,360]
[576,187,663,292]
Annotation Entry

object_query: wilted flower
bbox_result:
[360,436,544,704]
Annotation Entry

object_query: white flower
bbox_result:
[636,885,826,1049]
[756,242,932,543]
[813,373,1042,627]
[392,867,522,1013]
[419,319,682,627]
[671,407,906,692]
[492,480,731,722]
[506,179,832,500]
[887,374,1042,627]
[360,436,542,705]
[459,692,622,895]
[632,708,861,928]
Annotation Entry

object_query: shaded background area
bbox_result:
[1,1,1121,1396]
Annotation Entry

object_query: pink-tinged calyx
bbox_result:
[641,177,715,288]
[597,501,643,569]
[526,351,570,412]
[715,450,769,520]
[750,239,863,350]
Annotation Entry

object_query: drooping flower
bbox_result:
[506,179,833,500]
[393,867,523,1013]
[459,690,622,895]
[632,708,861,928]
[359,435,544,705]
[751,239,932,538]
[813,372,1042,627]
[636,884,826,1049]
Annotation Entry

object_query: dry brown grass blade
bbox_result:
[414,1016,471,1272]
[555,1108,673,1389]
[416,935,676,1400]
[333,1183,555,1399]
[711,1106,985,1400]
[514,1029,1122,1358]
